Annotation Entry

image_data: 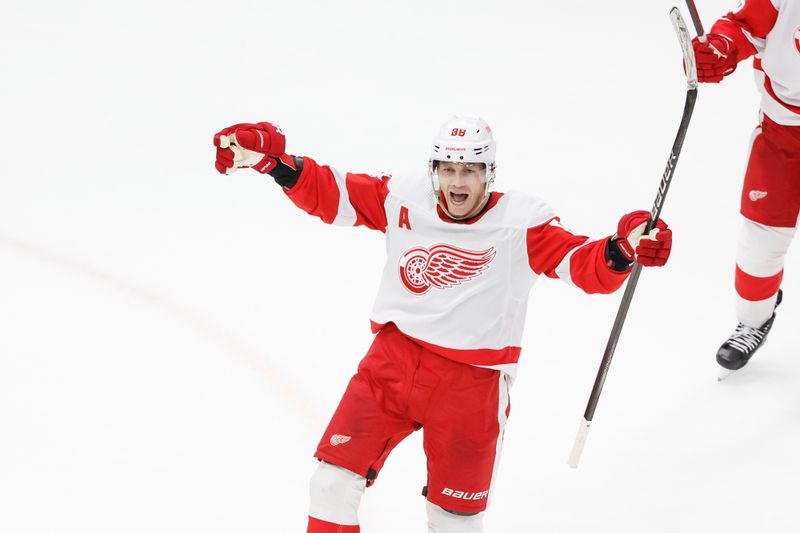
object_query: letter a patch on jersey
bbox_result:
[398,206,412,230]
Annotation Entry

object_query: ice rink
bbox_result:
[2,1,799,531]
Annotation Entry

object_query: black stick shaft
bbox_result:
[582,89,698,423]
[685,0,706,37]
[568,9,698,469]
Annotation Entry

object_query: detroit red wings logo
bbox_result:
[399,244,496,295]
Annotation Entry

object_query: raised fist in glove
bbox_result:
[692,34,738,83]
[213,122,295,175]
[608,210,672,268]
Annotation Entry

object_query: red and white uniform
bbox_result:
[210,118,663,531]
[287,157,628,380]
[288,157,628,523]
[710,0,800,326]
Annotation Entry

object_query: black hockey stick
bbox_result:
[685,0,707,40]
[568,8,698,469]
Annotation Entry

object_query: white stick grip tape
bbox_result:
[568,417,592,469]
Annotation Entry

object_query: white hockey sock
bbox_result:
[426,501,484,533]
[735,218,794,327]
[308,461,366,526]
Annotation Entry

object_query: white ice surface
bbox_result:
[2,1,799,532]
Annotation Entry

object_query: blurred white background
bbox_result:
[2,0,798,531]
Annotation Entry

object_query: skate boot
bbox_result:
[716,289,783,371]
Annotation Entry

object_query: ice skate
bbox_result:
[716,290,782,378]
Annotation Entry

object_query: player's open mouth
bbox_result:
[449,192,469,205]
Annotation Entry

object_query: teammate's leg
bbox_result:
[718,116,800,370]
[718,218,793,370]
[734,218,793,328]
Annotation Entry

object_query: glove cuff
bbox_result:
[605,236,634,272]
[269,155,304,189]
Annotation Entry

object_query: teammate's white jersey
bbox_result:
[715,0,800,125]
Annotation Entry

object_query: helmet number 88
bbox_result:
[451,128,466,137]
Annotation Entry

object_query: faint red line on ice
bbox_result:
[0,233,324,431]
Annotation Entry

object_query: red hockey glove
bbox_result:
[613,210,672,267]
[213,122,292,175]
[692,34,738,83]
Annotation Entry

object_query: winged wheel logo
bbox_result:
[398,244,496,295]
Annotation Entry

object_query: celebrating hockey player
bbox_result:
[212,117,673,533]
[692,0,799,372]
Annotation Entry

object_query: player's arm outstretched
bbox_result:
[527,211,672,294]
[692,0,778,83]
[213,121,390,231]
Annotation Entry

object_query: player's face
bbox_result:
[437,162,487,218]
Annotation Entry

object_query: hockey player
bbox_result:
[692,0,799,371]
[212,117,673,533]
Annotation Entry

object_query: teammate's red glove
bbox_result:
[692,34,738,83]
[614,211,672,267]
[213,122,293,175]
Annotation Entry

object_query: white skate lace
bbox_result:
[726,323,766,354]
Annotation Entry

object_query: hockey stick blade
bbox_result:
[567,8,698,469]
[672,7,698,91]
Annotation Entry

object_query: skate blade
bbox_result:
[717,368,735,382]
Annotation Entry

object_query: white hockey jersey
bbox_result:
[284,157,629,378]
[714,0,800,125]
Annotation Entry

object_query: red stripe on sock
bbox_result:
[735,265,783,301]
[308,516,360,533]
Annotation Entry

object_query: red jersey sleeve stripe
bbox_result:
[526,218,589,278]
[345,173,391,232]
[553,244,584,287]
[567,238,630,295]
[527,220,629,294]
[711,0,779,58]
[725,0,779,39]
[284,157,341,224]
[284,157,391,231]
